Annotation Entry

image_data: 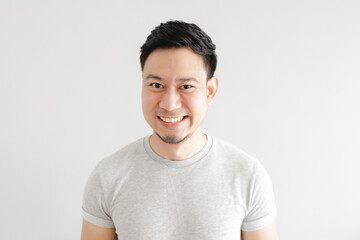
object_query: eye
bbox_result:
[150,83,163,89]
[181,85,193,89]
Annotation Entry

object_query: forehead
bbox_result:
[142,47,207,80]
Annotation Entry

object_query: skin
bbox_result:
[141,47,218,161]
[241,221,279,240]
[81,47,278,239]
[81,219,117,240]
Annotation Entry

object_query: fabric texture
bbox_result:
[81,135,277,239]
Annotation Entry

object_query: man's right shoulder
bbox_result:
[92,136,147,177]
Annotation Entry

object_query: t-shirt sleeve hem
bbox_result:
[81,208,115,228]
[241,209,277,232]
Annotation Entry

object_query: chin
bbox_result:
[155,132,189,144]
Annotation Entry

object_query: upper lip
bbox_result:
[158,115,186,118]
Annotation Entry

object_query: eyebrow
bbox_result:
[145,74,162,80]
[145,74,199,83]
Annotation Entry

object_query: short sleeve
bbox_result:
[241,163,277,231]
[81,163,115,228]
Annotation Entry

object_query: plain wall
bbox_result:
[1,0,359,239]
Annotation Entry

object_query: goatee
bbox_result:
[155,132,188,144]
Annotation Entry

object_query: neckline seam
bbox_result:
[142,134,213,168]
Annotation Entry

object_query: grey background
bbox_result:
[1,0,359,239]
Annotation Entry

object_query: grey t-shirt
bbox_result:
[82,135,277,239]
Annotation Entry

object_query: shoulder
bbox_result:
[90,137,148,182]
[210,136,277,225]
[210,136,262,175]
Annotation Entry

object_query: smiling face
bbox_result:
[141,47,218,145]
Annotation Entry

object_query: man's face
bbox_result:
[141,47,217,144]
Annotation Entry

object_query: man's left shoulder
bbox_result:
[210,135,262,173]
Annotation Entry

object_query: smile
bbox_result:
[159,116,185,123]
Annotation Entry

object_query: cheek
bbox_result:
[186,93,208,113]
[142,91,157,112]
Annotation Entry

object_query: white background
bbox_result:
[1,0,359,239]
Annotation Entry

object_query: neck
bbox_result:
[149,129,207,161]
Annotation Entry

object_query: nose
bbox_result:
[159,88,181,111]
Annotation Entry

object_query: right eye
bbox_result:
[150,83,164,89]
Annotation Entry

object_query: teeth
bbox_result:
[159,116,184,123]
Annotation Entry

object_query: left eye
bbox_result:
[181,85,193,89]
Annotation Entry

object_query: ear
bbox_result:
[206,76,219,105]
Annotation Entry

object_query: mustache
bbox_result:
[154,110,189,116]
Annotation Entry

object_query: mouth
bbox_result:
[157,116,187,123]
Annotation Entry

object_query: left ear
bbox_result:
[206,76,219,105]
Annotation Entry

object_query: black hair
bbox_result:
[140,20,217,80]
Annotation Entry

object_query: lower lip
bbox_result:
[157,116,188,128]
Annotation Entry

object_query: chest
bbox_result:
[109,166,246,239]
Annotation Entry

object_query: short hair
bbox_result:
[140,20,217,80]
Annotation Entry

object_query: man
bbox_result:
[81,20,278,240]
